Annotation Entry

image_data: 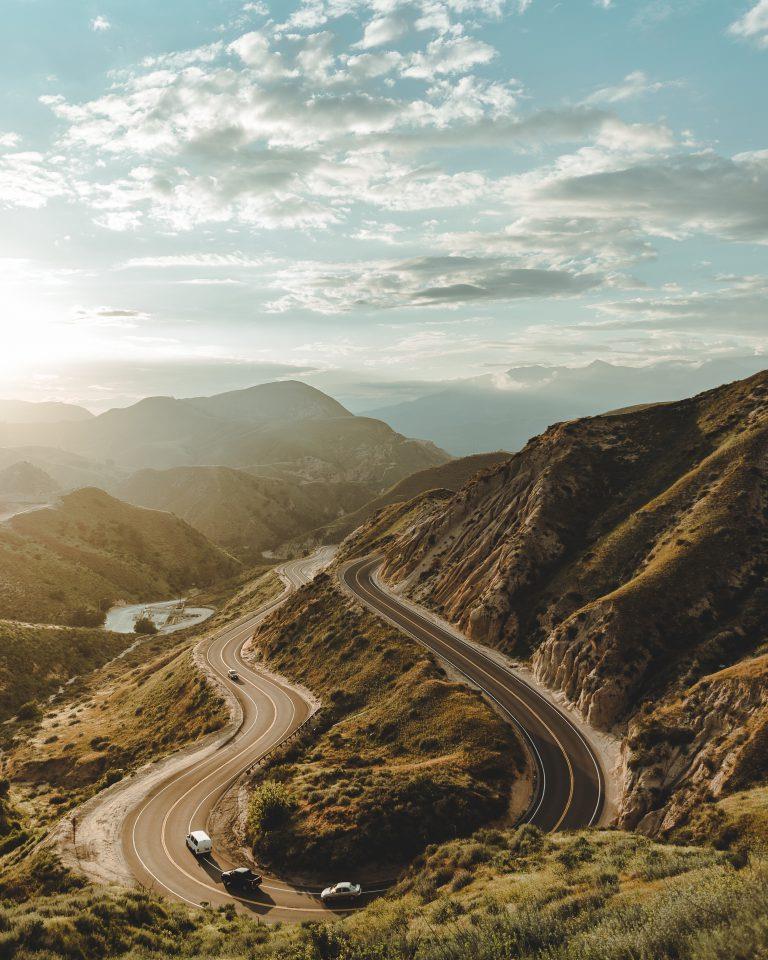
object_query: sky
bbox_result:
[0,0,767,411]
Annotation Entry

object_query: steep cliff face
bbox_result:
[619,655,768,836]
[375,371,768,729]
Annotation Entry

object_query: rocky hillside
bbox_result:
[0,488,239,624]
[117,465,370,559]
[368,371,768,734]
[348,371,768,839]
[620,653,768,836]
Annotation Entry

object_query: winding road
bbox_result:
[114,549,604,920]
[341,556,604,833]
[121,550,367,920]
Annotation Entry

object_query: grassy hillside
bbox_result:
[308,451,510,545]
[208,416,449,487]
[117,465,371,559]
[243,574,527,876]
[0,488,239,624]
[0,399,92,424]
[185,380,352,422]
[1,825,765,959]
[0,447,125,491]
[0,462,59,498]
[7,624,227,831]
[0,621,132,722]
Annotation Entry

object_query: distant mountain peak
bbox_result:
[184,379,353,422]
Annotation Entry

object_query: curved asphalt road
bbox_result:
[120,549,604,920]
[341,556,604,833]
[122,551,376,920]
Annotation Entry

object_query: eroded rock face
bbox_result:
[618,657,768,835]
[382,417,632,650]
[379,372,768,731]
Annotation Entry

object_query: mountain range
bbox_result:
[366,356,768,455]
[0,381,447,482]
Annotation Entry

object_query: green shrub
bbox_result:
[15,701,41,723]
[247,781,296,838]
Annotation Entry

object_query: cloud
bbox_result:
[584,70,676,104]
[0,257,81,287]
[356,14,409,49]
[122,253,271,268]
[174,278,246,286]
[0,149,70,208]
[90,15,111,32]
[434,216,656,270]
[69,306,149,328]
[265,255,603,313]
[728,0,768,47]
[593,275,768,335]
[524,151,768,243]
[401,35,497,80]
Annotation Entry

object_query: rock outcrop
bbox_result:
[618,655,768,835]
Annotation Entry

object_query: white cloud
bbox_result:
[352,221,404,243]
[227,31,291,78]
[356,14,409,49]
[515,150,768,243]
[0,149,70,208]
[584,70,676,104]
[265,254,602,313]
[122,253,271,268]
[594,275,768,335]
[0,132,21,149]
[69,306,148,328]
[401,35,498,80]
[90,15,111,32]
[729,0,768,47]
[174,278,245,285]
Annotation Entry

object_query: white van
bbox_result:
[185,830,212,856]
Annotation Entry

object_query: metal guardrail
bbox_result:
[243,708,323,777]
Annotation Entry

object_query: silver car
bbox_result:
[320,881,362,903]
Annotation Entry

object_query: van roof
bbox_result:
[190,830,211,842]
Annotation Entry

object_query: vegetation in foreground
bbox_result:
[1,822,766,960]
[4,625,227,847]
[243,574,527,877]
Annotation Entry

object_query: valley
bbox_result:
[0,371,766,959]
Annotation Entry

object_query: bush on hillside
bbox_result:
[68,606,105,628]
[134,616,158,635]
[247,780,296,840]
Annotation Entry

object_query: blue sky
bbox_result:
[1,0,767,409]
